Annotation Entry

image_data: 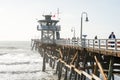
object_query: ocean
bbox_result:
[0,41,119,80]
[0,41,57,80]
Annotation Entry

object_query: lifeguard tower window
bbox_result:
[40,22,47,26]
[52,22,56,26]
[47,22,52,26]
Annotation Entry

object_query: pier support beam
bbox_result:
[31,40,120,80]
[42,50,46,72]
[108,56,114,80]
[94,56,107,80]
[58,61,63,80]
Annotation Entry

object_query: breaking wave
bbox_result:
[0,53,8,56]
[0,70,41,74]
[0,61,40,65]
[0,47,17,50]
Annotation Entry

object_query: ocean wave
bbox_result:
[0,47,17,50]
[0,61,40,65]
[0,70,41,74]
[0,53,8,56]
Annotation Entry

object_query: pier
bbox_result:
[31,15,120,80]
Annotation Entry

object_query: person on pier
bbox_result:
[108,32,116,39]
[108,32,116,48]
[94,35,98,43]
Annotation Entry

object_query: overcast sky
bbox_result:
[0,0,120,41]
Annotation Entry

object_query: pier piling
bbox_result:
[31,38,120,80]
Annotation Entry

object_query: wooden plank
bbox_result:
[94,56,108,80]
[56,48,63,58]
[70,51,78,64]
[74,68,92,79]
[82,71,92,79]
[92,74,101,80]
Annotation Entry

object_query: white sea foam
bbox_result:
[0,41,57,80]
[0,41,119,80]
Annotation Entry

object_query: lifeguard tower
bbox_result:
[37,15,61,44]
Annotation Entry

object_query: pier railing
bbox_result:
[55,39,120,51]
[86,39,120,51]
[31,38,120,51]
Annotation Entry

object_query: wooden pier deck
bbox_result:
[31,39,120,80]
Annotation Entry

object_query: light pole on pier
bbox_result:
[80,12,89,46]
[71,27,76,45]
[71,27,75,39]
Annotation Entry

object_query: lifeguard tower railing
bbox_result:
[55,39,120,51]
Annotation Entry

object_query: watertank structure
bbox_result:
[37,15,61,44]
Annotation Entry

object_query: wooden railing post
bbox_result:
[115,39,117,51]
[98,39,100,49]
[106,39,108,50]
[93,39,94,49]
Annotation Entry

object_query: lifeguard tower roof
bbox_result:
[38,15,59,24]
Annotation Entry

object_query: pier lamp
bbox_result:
[71,27,75,39]
[80,12,89,46]
[71,27,76,45]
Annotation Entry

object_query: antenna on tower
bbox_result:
[57,8,59,19]
[50,12,52,15]
[42,11,45,17]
